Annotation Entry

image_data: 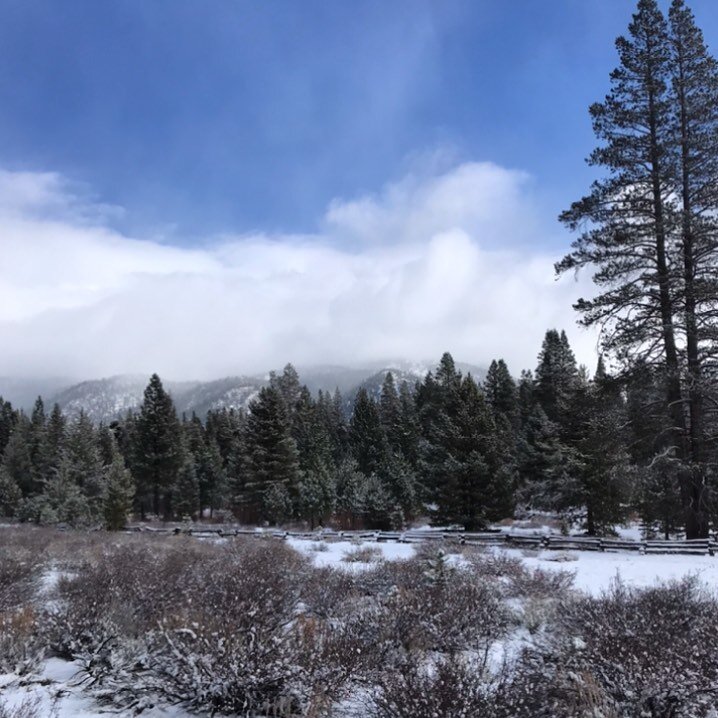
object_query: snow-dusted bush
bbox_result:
[381,567,509,654]
[135,541,374,716]
[0,698,44,718]
[350,553,510,658]
[0,542,45,674]
[412,538,465,560]
[499,577,718,717]
[369,654,497,718]
[0,547,40,611]
[509,564,575,599]
[300,566,358,619]
[466,550,575,600]
[0,606,44,674]
[342,545,382,563]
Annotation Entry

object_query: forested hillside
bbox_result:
[0,328,689,537]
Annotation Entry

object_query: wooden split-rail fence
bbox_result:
[126,525,717,557]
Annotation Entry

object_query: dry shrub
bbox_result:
[497,577,718,717]
[466,550,575,600]
[352,553,510,657]
[0,606,44,674]
[509,565,575,599]
[0,698,47,718]
[300,566,358,619]
[412,538,464,560]
[0,548,41,612]
[342,545,382,563]
[466,551,526,582]
[370,654,497,718]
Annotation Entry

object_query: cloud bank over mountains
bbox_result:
[0,160,597,381]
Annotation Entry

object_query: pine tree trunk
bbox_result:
[675,54,709,539]
[646,71,706,538]
[586,502,595,537]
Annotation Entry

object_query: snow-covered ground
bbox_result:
[511,547,718,595]
[0,658,191,718]
[5,535,718,717]
[290,537,718,595]
[287,537,417,567]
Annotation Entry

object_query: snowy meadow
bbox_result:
[2,527,718,717]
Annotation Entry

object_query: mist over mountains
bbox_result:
[0,360,486,422]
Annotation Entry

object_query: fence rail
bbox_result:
[125,524,718,557]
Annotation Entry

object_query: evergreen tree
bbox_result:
[103,447,136,530]
[33,456,92,528]
[362,474,391,530]
[298,461,335,528]
[665,0,718,531]
[335,457,366,528]
[557,0,708,535]
[1,415,34,497]
[418,355,512,529]
[485,360,521,509]
[270,363,303,428]
[379,372,402,452]
[244,386,301,524]
[379,454,418,525]
[484,359,519,428]
[174,456,200,520]
[43,403,66,475]
[0,466,21,517]
[316,389,348,464]
[534,330,578,426]
[567,361,630,534]
[97,423,117,467]
[28,397,48,492]
[133,374,184,519]
[65,410,104,515]
[0,398,17,459]
[517,370,537,424]
[226,418,250,518]
[293,387,333,474]
[517,405,580,514]
[397,380,420,467]
[196,437,226,518]
[349,388,387,477]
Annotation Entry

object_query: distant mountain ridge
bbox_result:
[48,375,265,423]
[3,360,488,423]
[353,361,487,402]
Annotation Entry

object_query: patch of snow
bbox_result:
[288,538,416,568]
[495,546,718,595]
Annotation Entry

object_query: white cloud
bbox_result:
[0,161,598,380]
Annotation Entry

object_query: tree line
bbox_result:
[0,327,709,536]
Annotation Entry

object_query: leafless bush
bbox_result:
[300,566,358,619]
[358,552,511,657]
[0,606,44,674]
[0,698,47,718]
[342,545,382,563]
[509,565,575,599]
[498,577,718,717]
[0,548,42,612]
[412,538,464,560]
[369,654,498,718]
[466,550,575,600]
[466,551,526,582]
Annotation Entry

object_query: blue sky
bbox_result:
[1,1,716,379]
[1,0,715,245]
